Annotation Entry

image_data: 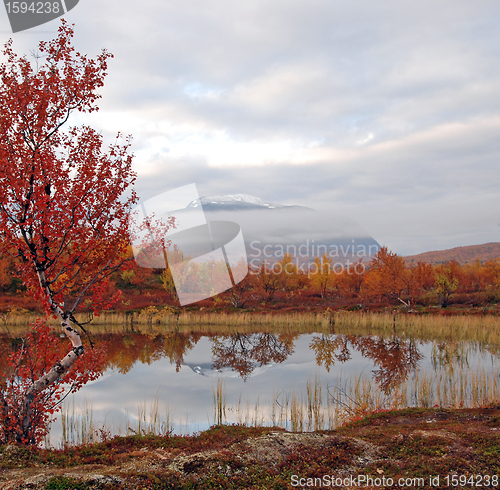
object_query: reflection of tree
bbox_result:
[94,332,202,374]
[310,335,350,371]
[310,334,423,393]
[163,333,203,372]
[352,336,422,393]
[211,333,296,380]
[102,334,160,374]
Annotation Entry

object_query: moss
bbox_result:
[388,434,449,459]
[45,477,89,490]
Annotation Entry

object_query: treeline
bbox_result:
[1,247,499,310]
[126,246,500,309]
[242,247,500,308]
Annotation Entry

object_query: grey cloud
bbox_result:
[134,111,500,256]
[2,0,499,256]
[68,1,500,136]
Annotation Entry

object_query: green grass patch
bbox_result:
[45,477,89,490]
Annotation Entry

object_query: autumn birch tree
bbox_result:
[0,22,138,442]
[363,247,407,303]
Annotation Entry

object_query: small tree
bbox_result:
[255,261,281,303]
[224,270,255,308]
[275,253,307,293]
[363,247,407,303]
[309,253,335,298]
[0,22,138,442]
[434,265,459,307]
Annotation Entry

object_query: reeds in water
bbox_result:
[219,368,500,432]
[60,398,98,446]
[213,378,226,426]
[56,395,174,447]
[50,364,500,447]
[67,310,500,346]
[133,395,173,437]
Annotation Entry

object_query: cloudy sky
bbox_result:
[1,1,499,255]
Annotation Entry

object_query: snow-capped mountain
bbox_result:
[184,193,380,264]
[187,193,298,211]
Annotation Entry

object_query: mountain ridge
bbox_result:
[187,193,312,212]
[403,242,500,265]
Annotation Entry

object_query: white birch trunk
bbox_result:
[18,271,84,440]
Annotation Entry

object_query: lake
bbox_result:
[33,316,500,447]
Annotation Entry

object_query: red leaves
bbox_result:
[0,21,136,316]
[0,320,105,445]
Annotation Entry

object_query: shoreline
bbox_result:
[1,407,499,489]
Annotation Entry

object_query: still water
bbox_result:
[46,329,500,445]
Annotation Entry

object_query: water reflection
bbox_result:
[97,332,203,373]
[1,327,499,443]
[2,330,497,392]
[310,334,423,393]
[93,332,427,393]
[211,333,296,380]
[208,332,425,392]
[431,342,470,370]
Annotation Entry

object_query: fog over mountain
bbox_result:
[187,194,292,211]
[192,194,380,266]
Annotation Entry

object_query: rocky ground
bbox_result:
[1,407,499,489]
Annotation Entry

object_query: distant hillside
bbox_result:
[403,242,500,265]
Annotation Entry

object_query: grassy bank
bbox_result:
[1,407,499,489]
[2,310,500,344]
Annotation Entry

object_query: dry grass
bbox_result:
[3,310,499,344]
[0,307,500,346]
[225,367,500,432]
[332,311,500,344]
[59,398,98,447]
[0,310,333,336]
[55,395,174,447]
[213,379,226,426]
[133,395,173,437]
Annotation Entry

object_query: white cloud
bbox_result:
[2,0,499,254]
